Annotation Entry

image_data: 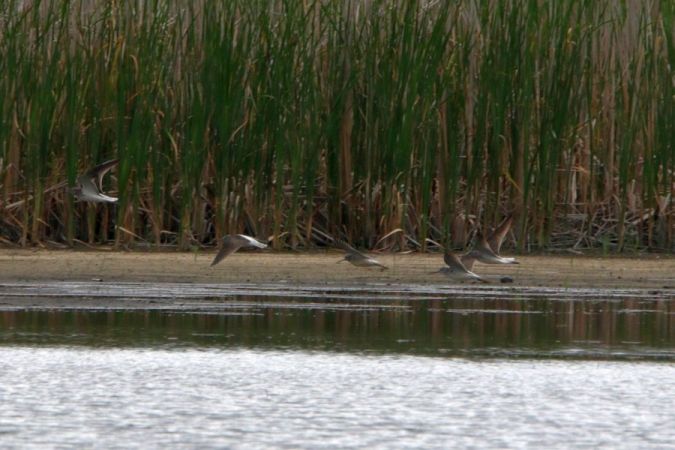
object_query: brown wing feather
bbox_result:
[85,159,119,189]
[335,239,368,258]
[487,215,513,254]
[476,233,500,258]
[460,254,476,271]
[444,251,469,273]
[210,235,249,266]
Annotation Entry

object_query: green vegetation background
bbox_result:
[0,0,672,251]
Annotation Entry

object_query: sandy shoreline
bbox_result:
[0,248,673,289]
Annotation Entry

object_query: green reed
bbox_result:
[0,0,672,251]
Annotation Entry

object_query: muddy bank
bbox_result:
[0,248,673,289]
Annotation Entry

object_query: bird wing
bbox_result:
[335,239,368,258]
[76,173,101,195]
[84,159,119,190]
[476,232,501,258]
[445,251,487,282]
[237,234,267,249]
[487,215,513,254]
[210,235,249,266]
[477,230,518,264]
[336,240,387,269]
[366,256,388,269]
[460,253,477,271]
[444,250,469,273]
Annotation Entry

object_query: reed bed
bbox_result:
[0,0,672,252]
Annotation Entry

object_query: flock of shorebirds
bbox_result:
[208,218,518,284]
[70,159,519,283]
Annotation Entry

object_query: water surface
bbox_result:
[1,292,672,359]
[1,348,674,449]
[1,282,673,448]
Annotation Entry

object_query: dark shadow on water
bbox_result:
[0,296,673,360]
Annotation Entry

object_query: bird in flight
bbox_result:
[210,234,268,266]
[438,250,487,283]
[462,215,518,270]
[336,240,388,270]
[69,159,119,203]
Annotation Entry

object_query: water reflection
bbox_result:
[1,296,672,359]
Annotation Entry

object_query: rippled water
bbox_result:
[0,282,674,448]
[1,348,674,449]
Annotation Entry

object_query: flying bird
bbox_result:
[210,234,268,266]
[438,250,487,283]
[336,240,388,270]
[69,159,119,203]
[462,216,518,270]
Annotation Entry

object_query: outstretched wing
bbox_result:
[336,239,387,269]
[476,232,500,258]
[210,235,249,266]
[85,159,119,190]
[444,250,487,282]
[335,239,368,258]
[487,215,513,254]
[472,232,518,265]
[236,234,267,249]
[444,250,469,272]
[460,254,477,271]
